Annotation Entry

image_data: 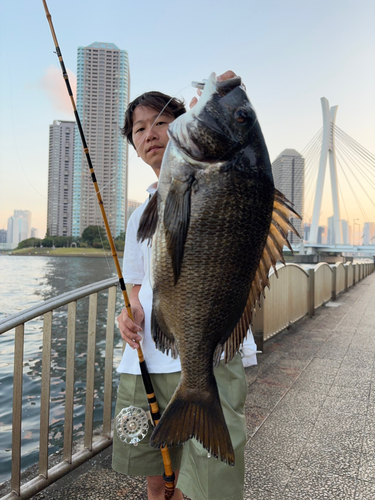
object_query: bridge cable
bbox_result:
[335,153,369,222]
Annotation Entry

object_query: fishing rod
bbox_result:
[41,2,176,498]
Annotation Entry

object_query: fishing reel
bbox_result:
[116,406,150,446]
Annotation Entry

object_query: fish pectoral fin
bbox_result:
[150,380,235,465]
[164,175,195,284]
[222,189,301,364]
[137,191,158,243]
[151,309,179,358]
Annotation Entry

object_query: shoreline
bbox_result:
[1,248,123,258]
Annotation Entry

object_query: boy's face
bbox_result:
[132,105,175,178]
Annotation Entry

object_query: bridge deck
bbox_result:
[32,272,375,500]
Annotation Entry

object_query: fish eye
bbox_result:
[234,108,248,123]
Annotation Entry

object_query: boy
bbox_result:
[113,72,257,500]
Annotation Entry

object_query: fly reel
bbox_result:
[116,406,149,446]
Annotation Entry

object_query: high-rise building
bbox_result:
[272,149,304,245]
[363,222,375,245]
[303,223,310,241]
[47,120,75,236]
[327,216,335,245]
[72,42,129,238]
[328,217,349,245]
[0,229,7,243]
[318,226,326,244]
[7,210,31,244]
[341,220,349,245]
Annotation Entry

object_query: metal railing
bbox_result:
[253,261,374,344]
[0,277,119,500]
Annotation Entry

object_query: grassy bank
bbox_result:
[8,247,123,257]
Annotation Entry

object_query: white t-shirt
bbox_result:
[117,183,258,375]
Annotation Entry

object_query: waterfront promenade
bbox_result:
[32,271,375,499]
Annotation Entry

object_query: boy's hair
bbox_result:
[122,91,186,147]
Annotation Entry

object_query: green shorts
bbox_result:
[177,354,247,500]
[112,353,248,500]
[112,371,183,476]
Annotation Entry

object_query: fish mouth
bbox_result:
[168,73,229,161]
[216,76,243,95]
[168,73,249,161]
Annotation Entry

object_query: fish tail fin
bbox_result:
[150,383,235,465]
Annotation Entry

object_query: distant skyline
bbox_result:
[1,0,374,237]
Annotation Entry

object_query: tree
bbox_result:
[115,231,126,241]
[17,237,42,249]
[82,226,107,246]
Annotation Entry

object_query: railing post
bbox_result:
[64,301,77,463]
[331,266,337,301]
[344,264,348,292]
[252,295,264,352]
[103,286,117,438]
[308,268,315,317]
[39,311,53,478]
[11,324,24,496]
[84,293,98,452]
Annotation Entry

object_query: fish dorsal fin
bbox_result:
[137,192,158,243]
[215,189,301,365]
[164,175,195,284]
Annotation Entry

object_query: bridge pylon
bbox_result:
[309,98,342,245]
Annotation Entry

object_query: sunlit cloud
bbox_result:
[40,65,77,114]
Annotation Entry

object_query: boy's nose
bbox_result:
[146,127,158,141]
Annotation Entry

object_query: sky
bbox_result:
[0,0,374,239]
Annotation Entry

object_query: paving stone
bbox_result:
[298,445,361,479]
[321,395,369,416]
[355,479,375,500]
[283,468,357,499]
[244,451,293,494]
[248,419,312,469]
[290,377,333,395]
[328,383,371,402]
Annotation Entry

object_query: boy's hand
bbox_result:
[117,287,144,349]
[190,70,238,108]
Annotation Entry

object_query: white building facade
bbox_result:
[72,42,129,238]
[47,120,75,236]
[6,210,31,244]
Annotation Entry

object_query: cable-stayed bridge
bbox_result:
[292,97,375,259]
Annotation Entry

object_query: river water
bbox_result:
[0,255,124,484]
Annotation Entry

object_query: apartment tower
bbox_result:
[72,42,129,238]
[272,149,304,245]
[47,120,75,236]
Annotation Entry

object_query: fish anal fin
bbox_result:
[164,175,195,284]
[221,189,301,363]
[137,192,158,243]
[150,382,235,465]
